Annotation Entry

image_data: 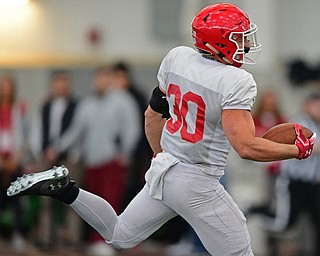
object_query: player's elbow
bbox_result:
[234,144,255,160]
[236,148,250,160]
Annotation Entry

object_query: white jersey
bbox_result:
[158,46,257,176]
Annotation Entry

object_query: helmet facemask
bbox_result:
[229,23,261,66]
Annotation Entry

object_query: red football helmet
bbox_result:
[191,3,261,67]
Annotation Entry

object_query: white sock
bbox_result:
[70,189,118,241]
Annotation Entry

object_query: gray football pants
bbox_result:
[70,163,254,256]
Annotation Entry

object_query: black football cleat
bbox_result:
[7,165,72,197]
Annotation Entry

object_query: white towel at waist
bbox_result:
[145,152,180,200]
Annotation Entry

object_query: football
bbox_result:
[262,123,314,144]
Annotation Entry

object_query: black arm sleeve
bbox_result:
[149,87,170,119]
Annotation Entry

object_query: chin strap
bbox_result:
[204,42,233,65]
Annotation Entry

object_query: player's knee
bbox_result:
[109,219,146,249]
[109,240,138,250]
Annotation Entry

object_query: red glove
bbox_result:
[295,124,316,160]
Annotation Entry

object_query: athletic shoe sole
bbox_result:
[7,165,69,197]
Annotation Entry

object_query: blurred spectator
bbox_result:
[247,92,320,256]
[46,65,141,256]
[253,89,287,193]
[110,62,153,207]
[30,70,82,248]
[41,70,78,165]
[253,89,286,137]
[0,73,29,252]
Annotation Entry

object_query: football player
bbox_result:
[7,3,316,255]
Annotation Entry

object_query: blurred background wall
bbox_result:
[0,0,320,118]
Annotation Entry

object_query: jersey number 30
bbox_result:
[166,83,206,143]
